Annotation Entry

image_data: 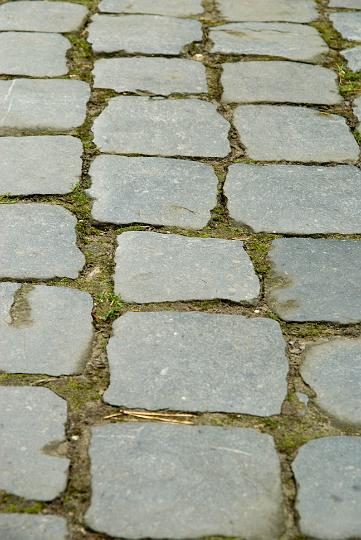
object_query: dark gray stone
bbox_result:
[0,136,83,195]
[217,0,318,22]
[233,105,359,162]
[0,204,85,279]
[354,95,361,122]
[0,387,68,500]
[330,0,361,6]
[0,515,67,540]
[225,164,361,233]
[0,1,87,31]
[99,0,203,16]
[88,14,202,54]
[87,155,217,229]
[293,437,361,539]
[342,46,361,71]
[85,423,284,539]
[93,97,230,157]
[330,12,361,40]
[114,231,260,303]
[266,238,361,323]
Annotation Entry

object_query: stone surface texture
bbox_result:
[217,0,318,22]
[0,515,67,540]
[342,46,361,71]
[99,0,203,16]
[329,0,361,6]
[354,95,361,123]
[330,12,361,40]
[0,1,87,31]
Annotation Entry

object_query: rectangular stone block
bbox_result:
[99,0,203,16]
[217,0,318,22]
[330,12,361,40]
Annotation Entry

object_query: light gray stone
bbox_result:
[85,423,284,539]
[354,95,361,122]
[0,515,67,540]
[330,12,361,40]
[342,45,361,71]
[233,105,359,162]
[301,339,361,426]
[105,311,288,414]
[0,1,87,32]
[93,97,230,157]
[221,61,341,104]
[293,437,361,539]
[99,0,203,16]
[0,136,82,195]
[0,284,93,375]
[217,0,318,22]
[88,14,202,54]
[330,0,361,8]
[0,387,69,500]
[87,156,217,229]
[93,57,207,95]
[0,204,85,279]
[225,164,361,234]
[210,22,328,62]
[115,232,260,303]
[266,238,361,323]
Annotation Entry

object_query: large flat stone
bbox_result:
[0,1,87,32]
[330,0,361,6]
[225,164,361,233]
[0,515,67,540]
[221,61,341,104]
[99,0,203,16]
[87,155,217,229]
[0,284,93,375]
[93,97,230,157]
[342,45,361,71]
[293,437,361,539]
[88,14,202,54]
[85,423,284,539]
[354,95,361,122]
[0,136,82,195]
[0,204,85,279]
[105,312,288,414]
[210,23,328,62]
[330,12,361,40]
[0,79,90,133]
[233,105,359,162]
[266,238,361,323]
[115,232,260,303]
[93,57,207,95]
[0,32,70,77]
[0,387,68,500]
[217,0,317,22]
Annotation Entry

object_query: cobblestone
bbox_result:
[329,0,361,6]
[330,12,361,41]
[354,95,361,123]
[98,0,203,16]
[0,515,67,540]
[342,45,361,71]
[217,0,318,22]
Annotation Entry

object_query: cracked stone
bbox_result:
[115,231,260,303]
[0,136,82,195]
[293,437,361,539]
[93,57,207,95]
[0,79,90,133]
[104,311,288,415]
[0,204,85,279]
[0,387,69,500]
[0,515,67,540]
[330,12,361,40]
[210,22,328,62]
[225,164,361,234]
[217,0,318,22]
[342,46,361,71]
[329,0,361,5]
[88,14,202,54]
[87,155,217,229]
[0,284,93,375]
[354,95,361,123]
[233,105,359,162]
[99,0,203,16]
[266,238,361,323]
[93,97,230,157]
[85,423,284,539]
[221,61,341,104]
[0,1,87,32]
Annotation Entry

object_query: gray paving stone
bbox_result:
[115,232,260,303]
[210,23,328,62]
[0,1,87,32]
[330,0,361,6]
[93,57,207,95]
[217,0,318,22]
[342,45,361,71]
[0,515,67,540]
[0,284,93,375]
[221,61,341,104]
[266,238,361,323]
[0,79,90,133]
[0,387,69,500]
[0,33,70,77]
[354,95,361,122]
[0,204,85,279]
[330,12,361,40]
[233,105,359,162]
[93,97,230,157]
[0,136,82,195]
[85,423,284,539]
[88,14,202,54]
[105,311,288,414]
[225,164,361,234]
[99,0,203,16]
[87,155,217,229]
[292,437,361,539]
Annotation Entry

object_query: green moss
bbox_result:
[337,66,361,98]
[245,234,277,277]
[95,292,125,321]
[47,377,101,410]
[312,20,347,50]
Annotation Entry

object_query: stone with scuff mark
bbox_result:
[99,0,203,16]
[330,12,361,40]
[0,514,67,540]
[217,0,318,22]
